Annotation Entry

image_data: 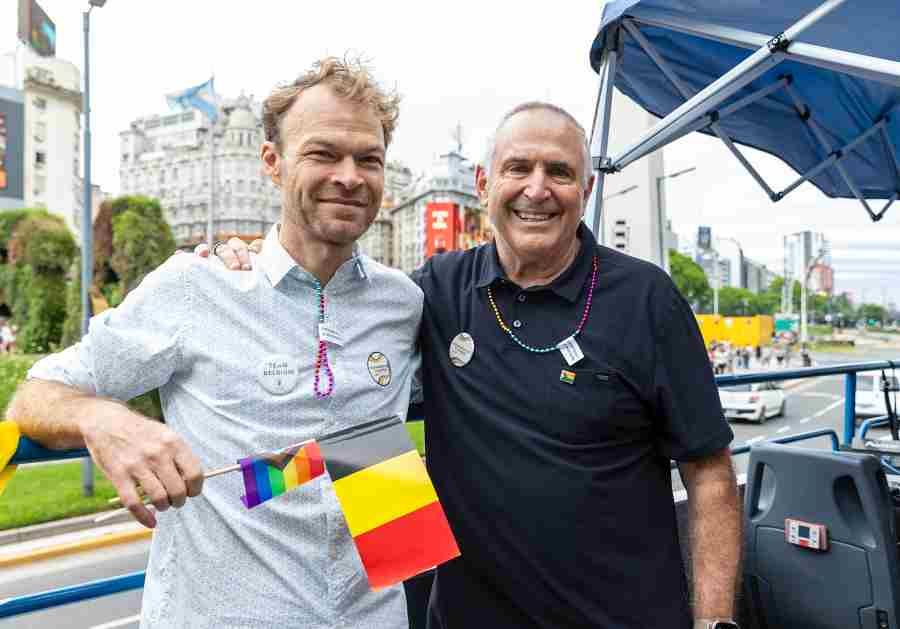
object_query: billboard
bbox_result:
[0,93,25,202]
[425,202,458,258]
[18,0,57,58]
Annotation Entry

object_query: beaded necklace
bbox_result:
[486,256,599,353]
[312,278,335,398]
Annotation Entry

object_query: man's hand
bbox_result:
[193,237,262,270]
[80,401,204,528]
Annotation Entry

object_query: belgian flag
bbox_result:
[319,416,460,590]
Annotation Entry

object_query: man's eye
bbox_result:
[507,164,530,174]
[360,156,384,167]
[309,151,334,160]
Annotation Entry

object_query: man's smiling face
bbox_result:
[479,108,591,269]
[269,83,386,246]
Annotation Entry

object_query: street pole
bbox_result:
[713,248,720,315]
[80,7,94,497]
[801,272,808,344]
[207,122,215,248]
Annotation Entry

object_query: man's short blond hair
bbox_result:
[262,56,400,151]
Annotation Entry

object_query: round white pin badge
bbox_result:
[257,354,300,395]
[449,332,475,367]
[367,352,392,386]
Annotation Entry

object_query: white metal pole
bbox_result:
[587,31,619,243]
[207,124,215,248]
[801,270,808,343]
[80,7,95,498]
[713,248,720,315]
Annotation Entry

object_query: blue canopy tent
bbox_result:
[585,0,900,236]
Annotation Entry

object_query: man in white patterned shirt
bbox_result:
[7,58,421,628]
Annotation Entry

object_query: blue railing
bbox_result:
[2,358,897,620]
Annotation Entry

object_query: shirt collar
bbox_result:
[474,223,597,303]
[258,225,297,287]
[258,224,369,288]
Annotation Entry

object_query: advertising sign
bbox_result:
[18,0,57,58]
[0,94,25,201]
[425,202,458,258]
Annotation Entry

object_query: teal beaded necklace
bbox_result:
[486,256,599,353]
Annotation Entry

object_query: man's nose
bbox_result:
[332,156,363,191]
[523,169,551,202]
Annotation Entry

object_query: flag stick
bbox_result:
[104,462,242,508]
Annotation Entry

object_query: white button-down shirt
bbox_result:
[29,226,423,628]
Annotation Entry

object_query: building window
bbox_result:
[34,151,46,169]
[33,97,47,110]
[34,175,46,196]
[33,122,47,143]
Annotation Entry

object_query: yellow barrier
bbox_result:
[696,315,774,348]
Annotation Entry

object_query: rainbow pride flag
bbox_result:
[238,441,324,508]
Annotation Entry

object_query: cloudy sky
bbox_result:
[2,1,897,304]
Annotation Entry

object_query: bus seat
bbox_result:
[744,444,900,629]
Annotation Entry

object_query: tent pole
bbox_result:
[630,3,900,88]
[586,27,619,242]
[622,19,777,200]
[610,0,847,170]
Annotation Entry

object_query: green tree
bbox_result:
[109,196,176,295]
[669,250,710,310]
[859,303,886,326]
[716,286,760,316]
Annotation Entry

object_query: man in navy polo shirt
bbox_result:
[210,101,742,629]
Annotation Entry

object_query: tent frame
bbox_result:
[588,0,900,236]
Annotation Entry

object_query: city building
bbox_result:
[692,226,733,289]
[356,161,413,266]
[0,46,104,236]
[783,230,833,305]
[389,151,482,274]
[743,257,774,293]
[119,94,279,247]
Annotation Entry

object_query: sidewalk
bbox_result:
[0,507,150,569]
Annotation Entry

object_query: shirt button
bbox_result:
[512,320,522,328]
[517,294,526,303]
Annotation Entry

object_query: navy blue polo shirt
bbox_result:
[413,224,733,629]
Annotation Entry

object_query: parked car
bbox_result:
[854,373,900,420]
[718,382,786,423]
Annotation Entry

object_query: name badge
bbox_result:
[258,354,300,395]
[319,322,344,346]
[449,332,475,367]
[557,336,584,366]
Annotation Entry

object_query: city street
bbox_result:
[3,349,899,627]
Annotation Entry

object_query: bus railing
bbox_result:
[2,358,898,620]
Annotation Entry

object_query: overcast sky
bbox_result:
[2,0,898,305]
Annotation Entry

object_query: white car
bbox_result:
[854,373,899,420]
[719,382,786,423]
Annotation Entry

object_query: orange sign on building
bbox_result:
[425,202,491,258]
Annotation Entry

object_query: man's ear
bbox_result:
[475,164,489,207]
[581,174,595,217]
[261,141,281,187]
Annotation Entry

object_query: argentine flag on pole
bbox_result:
[166,77,219,123]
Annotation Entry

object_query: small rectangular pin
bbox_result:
[560,369,576,385]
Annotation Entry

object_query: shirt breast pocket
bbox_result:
[547,368,651,444]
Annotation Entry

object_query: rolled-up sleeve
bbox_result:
[28,256,188,401]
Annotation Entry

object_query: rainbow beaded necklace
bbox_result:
[486,256,599,354]
[312,278,334,398]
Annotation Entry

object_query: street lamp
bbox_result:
[801,250,826,344]
[81,0,108,497]
[655,166,696,273]
[711,236,744,316]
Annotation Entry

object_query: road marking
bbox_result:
[746,436,765,445]
[800,417,812,424]
[776,426,791,434]
[91,614,141,629]
[881,435,894,441]
[812,398,845,418]
[796,392,842,400]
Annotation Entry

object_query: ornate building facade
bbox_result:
[118,94,279,247]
